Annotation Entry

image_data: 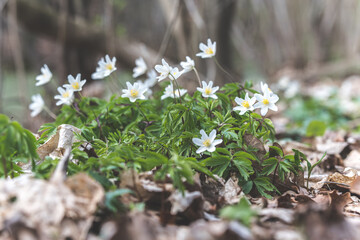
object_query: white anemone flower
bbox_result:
[135,80,152,99]
[197,81,219,99]
[169,67,183,80]
[260,82,273,95]
[180,56,195,73]
[35,64,52,86]
[132,57,148,78]
[91,55,117,80]
[196,38,216,58]
[54,87,74,106]
[155,59,172,82]
[144,69,157,88]
[161,83,187,100]
[29,94,44,117]
[121,82,147,102]
[192,129,222,154]
[233,93,256,115]
[254,88,279,116]
[63,74,86,92]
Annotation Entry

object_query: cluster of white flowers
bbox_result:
[29,63,88,117]
[233,82,279,116]
[29,38,280,155]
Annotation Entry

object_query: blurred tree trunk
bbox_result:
[12,0,159,80]
[216,0,237,82]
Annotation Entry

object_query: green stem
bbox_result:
[213,57,234,82]
[136,102,149,123]
[107,74,121,93]
[71,105,87,118]
[207,98,212,120]
[171,82,177,104]
[248,112,252,133]
[193,67,202,87]
[173,79,183,104]
[2,156,7,179]
[43,105,57,120]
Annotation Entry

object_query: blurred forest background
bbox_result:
[1,0,360,131]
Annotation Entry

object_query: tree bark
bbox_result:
[13,0,159,70]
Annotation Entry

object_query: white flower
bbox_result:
[196,38,216,58]
[169,67,183,80]
[35,64,52,86]
[161,83,187,100]
[192,129,222,154]
[135,80,152,99]
[155,59,172,82]
[63,74,86,92]
[54,87,74,106]
[121,82,147,102]
[260,82,273,95]
[180,56,195,73]
[197,81,219,99]
[29,94,44,117]
[233,92,256,115]
[155,59,183,82]
[91,55,117,80]
[254,88,279,116]
[132,57,147,78]
[144,69,157,88]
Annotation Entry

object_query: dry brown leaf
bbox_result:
[328,169,358,185]
[221,177,243,205]
[296,203,357,240]
[344,150,360,170]
[0,152,104,240]
[350,176,360,196]
[315,138,348,155]
[329,190,353,211]
[168,190,202,215]
[259,208,295,225]
[37,124,81,160]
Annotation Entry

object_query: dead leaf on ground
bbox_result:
[220,177,244,205]
[0,151,104,240]
[37,124,81,160]
[296,203,357,240]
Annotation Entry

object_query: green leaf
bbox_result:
[233,157,253,181]
[261,157,278,176]
[233,151,256,161]
[306,120,327,137]
[253,177,277,199]
[88,171,113,189]
[269,145,284,158]
[220,198,257,226]
[202,156,231,167]
[105,189,133,212]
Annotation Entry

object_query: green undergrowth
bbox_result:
[32,81,305,198]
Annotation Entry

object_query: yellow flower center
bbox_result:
[203,139,211,147]
[106,63,113,70]
[205,48,214,55]
[62,91,69,98]
[72,82,80,90]
[262,99,269,105]
[130,89,139,98]
[205,87,212,95]
[242,101,250,108]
